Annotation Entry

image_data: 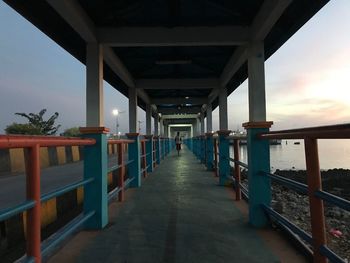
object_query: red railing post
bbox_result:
[117,143,125,202]
[233,139,241,201]
[26,144,41,263]
[214,138,218,177]
[304,138,327,263]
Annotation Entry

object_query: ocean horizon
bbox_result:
[230,139,350,171]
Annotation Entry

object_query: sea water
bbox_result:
[229,139,350,171]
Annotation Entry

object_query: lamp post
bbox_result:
[112,109,125,138]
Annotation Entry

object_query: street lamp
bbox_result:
[112,109,124,137]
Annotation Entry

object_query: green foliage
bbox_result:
[5,123,41,135]
[61,127,81,137]
[5,109,61,135]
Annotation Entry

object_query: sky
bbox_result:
[0,0,349,134]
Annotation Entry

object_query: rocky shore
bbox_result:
[241,168,350,261]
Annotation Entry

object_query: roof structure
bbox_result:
[5,0,329,117]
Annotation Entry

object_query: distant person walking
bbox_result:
[175,132,182,156]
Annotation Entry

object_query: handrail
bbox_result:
[108,139,134,144]
[0,135,95,148]
[258,123,350,140]
[0,200,36,222]
[41,178,95,202]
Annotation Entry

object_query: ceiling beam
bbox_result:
[219,0,292,88]
[158,107,202,115]
[251,0,292,41]
[47,0,96,42]
[47,0,153,106]
[162,114,198,119]
[136,78,220,90]
[97,26,249,47]
[152,97,207,105]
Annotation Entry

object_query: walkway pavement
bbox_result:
[49,146,304,263]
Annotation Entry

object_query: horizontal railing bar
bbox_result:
[41,211,95,257]
[0,200,36,222]
[263,172,308,195]
[259,124,350,140]
[227,135,247,140]
[262,204,312,244]
[108,139,134,144]
[107,164,122,173]
[229,158,249,169]
[124,177,135,188]
[319,245,346,263]
[125,159,134,166]
[41,178,94,202]
[0,135,95,149]
[314,190,350,212]
[108,186,121,202]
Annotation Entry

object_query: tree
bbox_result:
[61,127,81,137]
[5,123,41,135]
[5,109,61,135]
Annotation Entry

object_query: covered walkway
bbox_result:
[49,146,302,263]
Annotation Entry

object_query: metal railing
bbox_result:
[259,124,350,263]
[0,135,95,262]
[190,123,350,263]
[107,139,135,202]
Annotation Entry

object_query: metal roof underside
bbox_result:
[5,0,329,116]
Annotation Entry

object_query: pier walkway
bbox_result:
[49,146,304,263]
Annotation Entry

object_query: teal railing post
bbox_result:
[156,136,161,164]
[161,138,165,160]
[243,122,273,227]
[144,135,154,173]
[201,135,206,163]
[217,130,231,186]
[206,132,214,170]
[80,127,108,229]
[126,133,141,188]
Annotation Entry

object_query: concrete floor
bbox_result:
[48,146,306,263]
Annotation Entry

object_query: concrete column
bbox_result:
[86,43,103,127]
[159,118,164,136]
[146,104,152,135]
[219,86,228,130]
[154,114,159,136]
[128,87,137,132]
[200,113,205,135]
[206,104,212,132]
[248,42,266,121]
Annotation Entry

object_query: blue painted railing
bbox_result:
[0,132,175,263]
[187,123,350,263]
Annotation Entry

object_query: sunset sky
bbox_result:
[0,0,349,134]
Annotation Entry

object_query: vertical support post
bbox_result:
[80,127,109,229]
[206,104,213,132]
[145,135,154,173]
[206,133,214,171]
[214,138,218,177]
[201,136,205,163]
[117,143,125,201]
[146,104,152,135]
[156,136,161,164]
[219,86,228,130]
[248,42,266,122]
[126,133,141,187]
[304,138,327,263]
[243,122,272,227]
[233,139,241,201]
[86,43,104,127]
[141,140,147,178]
[154,114,159,136]
[128,87,138,133]
[26,144,41,263]
[217,130,231,185]
[200,113,205,135]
